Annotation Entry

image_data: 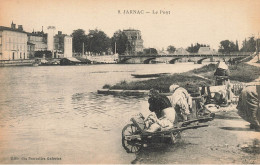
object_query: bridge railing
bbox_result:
[118,52,254,57]
[188,52,253,56]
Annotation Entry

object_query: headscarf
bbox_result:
[217,62,228,70]
[169,84,179,93]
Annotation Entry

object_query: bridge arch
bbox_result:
[143,58,156,64]
[168,58,181,64]
[197,57,208,64]
[118,57,131,64]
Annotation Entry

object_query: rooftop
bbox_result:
[0,26,27,34]
[28,31,47,37]
[198,47,211,51]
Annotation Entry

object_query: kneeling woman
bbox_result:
[145,107,176,132]
[145,89,176,132]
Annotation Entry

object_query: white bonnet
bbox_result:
[218,62,228,70]
[169,84,179,92]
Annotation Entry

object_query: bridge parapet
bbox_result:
[118,52,254,63]
[119,52,253,58]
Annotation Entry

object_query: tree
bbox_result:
[167,45,176,53]
[186,43,208,53]
[143,48,158,55]
[34,50,52,58]
[218,40,236,53]
[235,40,239,51]
[111,30,128,54]
[86,29,111,54]
[240,37,256,52]
[71,29,87,53]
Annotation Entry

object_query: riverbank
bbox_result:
[102,62,260,95]
[0,59,36,67]
[131,106,260,164]
[122,59,260,164]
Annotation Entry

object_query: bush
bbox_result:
[192,63,217,74]
[229,63,260,82]
[105,74,214,95]
[103,84,111,89]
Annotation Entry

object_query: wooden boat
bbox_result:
[131,73,170,78]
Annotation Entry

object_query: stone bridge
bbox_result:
[118,53,253,64]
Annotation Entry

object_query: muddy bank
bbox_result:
[129,106,260,164]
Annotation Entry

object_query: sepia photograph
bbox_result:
[0,0,259,164]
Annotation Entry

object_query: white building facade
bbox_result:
[47,26,56,55]
[0,23,73,60]
[198,47,217,55]
[64,36,72,58]
[0,26,28,60]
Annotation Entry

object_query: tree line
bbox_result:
[72,29,136,55]
[167,36,259,54]
[71,28,259,55]
[72,29,161,55]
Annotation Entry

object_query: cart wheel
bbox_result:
[170,131,181,144]
[122,124,142,153]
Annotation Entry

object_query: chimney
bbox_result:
[58,31,62,35]
[18,25,23,31]
[11,21,16,29]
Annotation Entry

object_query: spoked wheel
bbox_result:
[197,108,206,117]
[197,108,213,118]
[122,124,143,153]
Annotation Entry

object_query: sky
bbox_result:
[0,0,259,50]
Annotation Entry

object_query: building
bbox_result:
[27,42,35,59]
[198,47,217,55]
[54,31,72,58]
[27,28,47,52]
[47,26,56,58]
[0,22,28,60]
[87,54,118,63]
[174,47,190,55]
[64,36,72,58]
[54,31,65,58]
[123,29,143,55]
[0,23,72,60]
[157,48,168,55]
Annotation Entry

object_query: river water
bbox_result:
[0,63,204,163]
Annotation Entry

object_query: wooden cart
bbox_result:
[122,101,215,153]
